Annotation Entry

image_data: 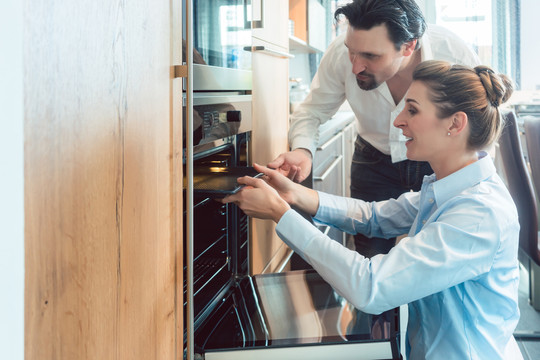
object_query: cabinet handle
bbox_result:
[314,155,343,182]
[317,132,342,151]
[250,0,264,29]
[173,65,187,78]
[243,46,294,59]
[276,249,294,273]
[322,225,331,236]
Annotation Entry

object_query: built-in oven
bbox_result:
[182,1,401,358]
[183,132,402,360]
[182,100,402,360]
[183,0,258,93]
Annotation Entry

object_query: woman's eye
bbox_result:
[407,107,417,115]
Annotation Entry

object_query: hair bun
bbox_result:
[474,66,514,108]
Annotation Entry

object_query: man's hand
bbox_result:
[267,148,313,183]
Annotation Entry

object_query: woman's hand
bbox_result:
[221,166,292,223]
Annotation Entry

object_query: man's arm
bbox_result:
[271,34,350,182]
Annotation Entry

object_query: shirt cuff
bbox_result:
[290,138,317,158]
[314,191,349,225]
[276,209,322,257]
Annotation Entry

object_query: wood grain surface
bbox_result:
[24,0,182,358]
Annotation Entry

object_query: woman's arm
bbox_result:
[222,163,320,221]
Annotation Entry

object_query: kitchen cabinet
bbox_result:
[289,0,308,42]
[24,0,183,358]
[311,112,355,246]
[343,119,357,197]
[252,0,289,49]
[289,0,329,54]
[250,0,292,275]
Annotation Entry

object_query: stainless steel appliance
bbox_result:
[183,2,401,359]
[183,0,255,92]
[183,131,401,360]
[182,88,402,360]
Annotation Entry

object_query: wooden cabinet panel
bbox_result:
[250,35,290,275]
[289,0,308,42]
[24,0,181,359]
[252,0,289,49]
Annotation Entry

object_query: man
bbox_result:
[269,0,480,257]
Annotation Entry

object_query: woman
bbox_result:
[223,60,522,359]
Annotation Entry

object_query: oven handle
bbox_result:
[276,248,294,273]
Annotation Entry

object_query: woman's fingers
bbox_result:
[236,175,264,188]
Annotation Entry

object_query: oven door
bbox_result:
[191,0,253,71]
[184,0,254,92]
[195,270,401,360]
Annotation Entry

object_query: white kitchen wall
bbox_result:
[0,0,24,359]
[521,0,540,91]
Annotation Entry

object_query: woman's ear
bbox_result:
[448,111,468,135]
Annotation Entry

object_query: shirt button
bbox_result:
[422,220,427,224]
[429,198,434,203]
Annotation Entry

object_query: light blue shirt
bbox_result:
[276,153,522,359]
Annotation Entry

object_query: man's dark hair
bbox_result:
[334,0,426,50]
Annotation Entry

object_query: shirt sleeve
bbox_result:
[288,36,349,156]
[275,196,503,315]
[314,191,419,239]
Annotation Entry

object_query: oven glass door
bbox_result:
[195,270,401,360]
[191,0,252,71]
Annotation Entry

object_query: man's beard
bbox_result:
[355,71,380,91]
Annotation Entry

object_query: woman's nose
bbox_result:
[393,112,406,129]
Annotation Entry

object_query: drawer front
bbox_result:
[313,132,345,245]
[313,132,343,173]
[313,131,344,196]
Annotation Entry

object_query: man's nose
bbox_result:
[351,55,366,74]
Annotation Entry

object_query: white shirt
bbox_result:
[275,153,522,359]
[289,25,481,162]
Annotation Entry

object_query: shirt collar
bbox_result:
[426,152,496,205]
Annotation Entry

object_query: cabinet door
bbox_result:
[252,0,289,48]
[313,132,345,245]
[24,1,180,359]
[250,35,290,274]
[343,122,356,197]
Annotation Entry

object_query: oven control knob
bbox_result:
[226,110,241,122]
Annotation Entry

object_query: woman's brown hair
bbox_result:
[412,60,514,150]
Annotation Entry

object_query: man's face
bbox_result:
[344,24,408,90]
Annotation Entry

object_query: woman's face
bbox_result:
[394,81,453,163]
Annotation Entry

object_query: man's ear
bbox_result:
[402,39,417,56]
[448,111,468,135]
